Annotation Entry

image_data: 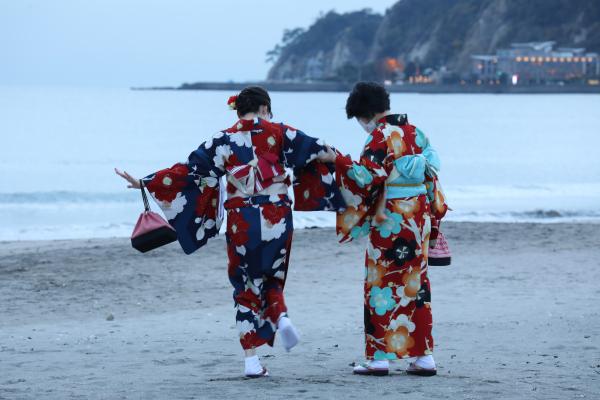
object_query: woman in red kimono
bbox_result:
[335,82,448,376]
[116,86,342,378]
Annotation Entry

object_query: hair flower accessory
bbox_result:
[227,95,238,110]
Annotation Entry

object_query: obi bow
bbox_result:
[386,148,441,185]
[226,152,286,195]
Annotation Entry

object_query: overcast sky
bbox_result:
[0,0,396,87]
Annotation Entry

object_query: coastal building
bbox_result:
[471,41,600,84]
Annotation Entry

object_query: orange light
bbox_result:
[574,57,580,62]
[523,57,529,62]
[545,57,551,62]
[516,57,522,62]
[385,58,400,71]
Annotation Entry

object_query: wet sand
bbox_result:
[1,222,599,399]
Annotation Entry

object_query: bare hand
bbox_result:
[114,168,141,189]
[318,145,337,163]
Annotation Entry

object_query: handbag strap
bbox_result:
[139,179,150,212]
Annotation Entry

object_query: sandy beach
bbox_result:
[1,222,599,399]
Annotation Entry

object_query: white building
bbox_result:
[471,41,600,84]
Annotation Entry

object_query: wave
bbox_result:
[3,183,600,203]
[2,208,599,242]
[447,209,600,223]
[0,185,599,241]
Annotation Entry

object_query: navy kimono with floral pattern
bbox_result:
[142,117,344,349]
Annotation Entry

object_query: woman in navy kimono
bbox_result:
[116,87,343,378]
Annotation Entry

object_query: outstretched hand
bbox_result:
[114,168,141,189]
[317,145,337,163]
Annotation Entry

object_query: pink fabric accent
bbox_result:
[131,211,174,238]
[256,152,284,181]
[429,231,451,258]
[256,157,276,181]
[226,154,285,194]
[230,164,251,180]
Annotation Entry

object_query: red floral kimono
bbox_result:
[335,114,448,361]
[142,117,345,350]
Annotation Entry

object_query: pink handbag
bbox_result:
[428,231,451,266]
[131,181,177,253]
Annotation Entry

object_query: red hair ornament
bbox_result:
[227,95,238,110]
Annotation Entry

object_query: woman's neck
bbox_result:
[240,113,257,120]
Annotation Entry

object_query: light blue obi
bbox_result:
[385,141,440,199]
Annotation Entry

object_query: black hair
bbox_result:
[235,86,272,117]
[345,81,390,119]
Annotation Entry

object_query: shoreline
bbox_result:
[3,219,600,245]
[132,81,600,94]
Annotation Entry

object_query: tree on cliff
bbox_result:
[266,9,382,81]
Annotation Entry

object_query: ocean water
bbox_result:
[1,86,599,240]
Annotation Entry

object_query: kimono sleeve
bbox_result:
[415,127,440,177]
[141,132,229,254]
[417,127,448,235]
[281,124,328,169]
[293,160,346,212]
[425,176,449,235]
[279,124,346,212]
[335,129,390,243]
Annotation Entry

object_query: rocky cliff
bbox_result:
[267,0,600,81]
[266,10,383,81]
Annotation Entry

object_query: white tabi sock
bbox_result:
[244,355,263,376]
[414,355,436,369]
[277,316,300,351]
[367,360,389,369]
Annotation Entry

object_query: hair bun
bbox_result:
[227,95,238,110]
[230,86,271,116]
[234,95,252,109]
